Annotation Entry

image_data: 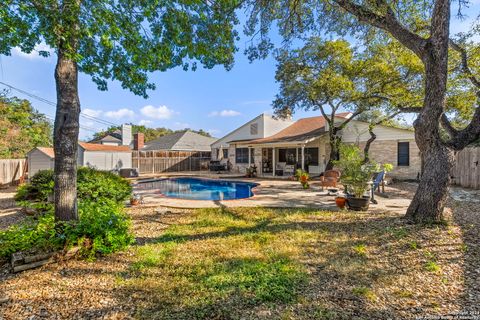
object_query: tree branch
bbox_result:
[449,39,480,89]
[333,0,427,58]
[444,105,480,150]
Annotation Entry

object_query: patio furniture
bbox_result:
[370,171,386,204]
[308,165,321,176]
[284,164,295,176]
[319,170,341,191]
[209,160,227,172]
[275,163,285,176]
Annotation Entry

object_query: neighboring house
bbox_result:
[89,124,133,147]
[27,143,132,177]
[214,113,421,179]
[142,130,217,152]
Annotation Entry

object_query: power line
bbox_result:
[0,81,120,128]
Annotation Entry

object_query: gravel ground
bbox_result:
[0,182,479,319]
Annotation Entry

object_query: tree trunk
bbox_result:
[53,48,80,221]
[405,21,452,223]
[362,125,376,164]
[325,135,341,170]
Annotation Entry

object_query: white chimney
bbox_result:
[121,124,132,146]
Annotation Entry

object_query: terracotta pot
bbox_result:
[335,197,346,209]
[130,198,140,206]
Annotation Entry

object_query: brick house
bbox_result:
[211,113,421,180]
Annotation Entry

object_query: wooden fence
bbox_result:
[0,159,26,186]
[132,151,211,174]
[451,147,480,189]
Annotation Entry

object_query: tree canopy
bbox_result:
[0,94,52,159]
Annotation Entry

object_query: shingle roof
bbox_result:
[247,113,351,145]
[37,147,55,158]
[142,131,217,152]
[88,129,122,143]
[78,142,131,152]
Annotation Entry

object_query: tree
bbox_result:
[92,124,212,143]
[1,0,238,221]
[0,93,52,158]
[273,38,422,170]
[244,0,480,223]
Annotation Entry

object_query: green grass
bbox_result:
[119,207,460,319]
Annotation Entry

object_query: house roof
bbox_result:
[78,142,131,152]
[88,129,122,143]
[245,112,352,145]
[36,147,55,158]
[142,130,217,152]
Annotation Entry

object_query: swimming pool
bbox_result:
[136,177,258,201]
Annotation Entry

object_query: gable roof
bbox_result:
[88,129,122,143]
[247,112,352,145]
[36,147,55,158]
[143,131,217,152]
[78,142,131,152]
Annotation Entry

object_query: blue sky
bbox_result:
[0,4,478,140]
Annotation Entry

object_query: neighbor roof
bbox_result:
[88,129,122,143]
[78,142,131,152]
[36,147,55,158]
[246,113,352,145]
[142,131,217,152]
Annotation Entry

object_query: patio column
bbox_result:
[301,145,305,170]
[272,147,276,177]
[248,148,251,167]
[296,148,299,164]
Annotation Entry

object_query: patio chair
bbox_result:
[284,164,295,176]
[275,162,286,176]
[319,170,341,191]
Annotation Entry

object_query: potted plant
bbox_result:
[295,169,310,189]
[334,144,390,211]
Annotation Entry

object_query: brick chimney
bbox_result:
[133,133,144,150]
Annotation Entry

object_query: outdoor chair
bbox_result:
[319,170,341,191]
[284,164,295,176]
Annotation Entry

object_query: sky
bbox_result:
[0,4,479,140]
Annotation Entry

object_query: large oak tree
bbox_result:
[1,0,239,221]
[245,0,480,223]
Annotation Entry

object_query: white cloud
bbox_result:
[13,43,54,60]
[82,108,103,117]
[138,119,153,126]
[104,108,135,119]
[174,122,190,129]
[140,105,175,119]
[207,129,221,135]
[208,109,241,117]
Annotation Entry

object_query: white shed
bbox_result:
[27,147,55,177]
[27,143,132,178]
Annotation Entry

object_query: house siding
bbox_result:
[83,151,132,171]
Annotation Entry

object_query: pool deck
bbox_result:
[132,174,412,213]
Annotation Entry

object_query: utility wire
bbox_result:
[0,81,120,128]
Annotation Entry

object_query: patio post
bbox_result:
[272,147,276,177]
[248,148,251,167]
[301,145,305,170]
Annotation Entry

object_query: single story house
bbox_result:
[27,142,132,177]
[142,130,217,152]
[211,113,421,179]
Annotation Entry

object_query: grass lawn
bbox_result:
[117,207,465,319]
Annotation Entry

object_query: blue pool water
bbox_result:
[137,177,258,200]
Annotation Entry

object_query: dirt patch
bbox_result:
[0,186,25,231]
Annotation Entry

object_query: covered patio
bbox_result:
[236,131,330,178]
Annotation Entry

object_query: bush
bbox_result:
[0,200,134,259]
[16,167,132,205]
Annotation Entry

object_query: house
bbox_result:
[210,113,294,164]
[89,124,133,147]
[27,142,132,177]
[142,130,217,152]
[213,113,421,179]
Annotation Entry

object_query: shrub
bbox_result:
[15,167,132,205]
[0,200,134,259]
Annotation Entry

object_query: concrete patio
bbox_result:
[133,175,413,214]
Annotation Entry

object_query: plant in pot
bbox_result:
[295,169,310,189]
[334,144,381,211]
